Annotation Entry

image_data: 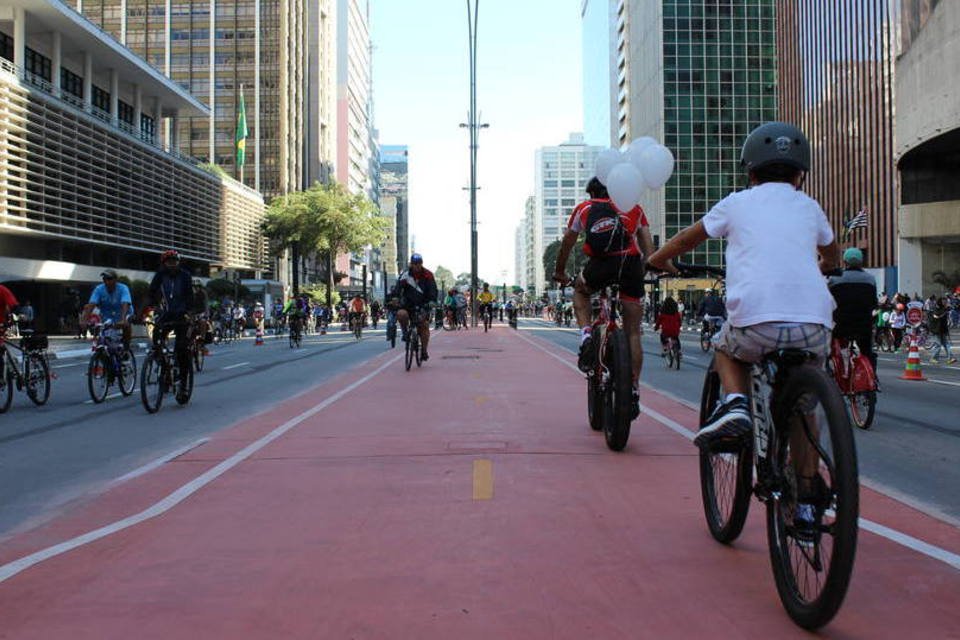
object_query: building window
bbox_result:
[61,68,83,99]
[118,100,134,125]
[0,32,13,62]
[141,113,155,140]
[25,47,52,81]
[92,85,110,112]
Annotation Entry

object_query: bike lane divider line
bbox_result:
[221,361,250,371]
[514,328,960,572]
[0,353,402,585]
[108,438,211,487]
[82,393,123,405]
[928,378,960,387]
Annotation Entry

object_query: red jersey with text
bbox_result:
[566,198,650,257]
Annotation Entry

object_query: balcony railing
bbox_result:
[0,58,201,168]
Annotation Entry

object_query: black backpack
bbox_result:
[584,200,629,256]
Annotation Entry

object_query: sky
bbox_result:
[371,0,584,284]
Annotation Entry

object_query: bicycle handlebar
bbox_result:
[672,261,726,279]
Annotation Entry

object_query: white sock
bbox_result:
[580,328,591,344]
[725,393,747,404]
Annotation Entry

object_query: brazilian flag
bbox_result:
[235,86,248,168]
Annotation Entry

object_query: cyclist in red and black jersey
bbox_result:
[552,177,655,416]
[390,253,438,361]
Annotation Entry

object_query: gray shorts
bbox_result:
[713,322,830,364]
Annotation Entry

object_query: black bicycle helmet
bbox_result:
[740,122,810,173]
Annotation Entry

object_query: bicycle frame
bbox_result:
[590,287,621,380]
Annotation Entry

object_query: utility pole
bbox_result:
[462,0,488,328]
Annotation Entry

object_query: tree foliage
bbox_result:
[434,265,455,289]
[543,237,587,281]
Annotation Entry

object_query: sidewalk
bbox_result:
[0,327,957,638]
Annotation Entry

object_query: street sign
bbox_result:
[906,301,924,327]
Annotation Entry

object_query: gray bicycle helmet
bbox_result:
[740,122,810,173]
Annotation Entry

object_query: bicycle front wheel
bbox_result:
[405,333,416,371]
[87,351,111,404]
[698,361,753,543]
[700,331,712,352]
[194,343,205,372]
[0,356,13,413]
[848,391,876,430]
[25,353,50,406]
[140,351,164,413]
[767,364,859,630]
[602,329,632,452]
[586,375,603,431]
[118,349,137,396]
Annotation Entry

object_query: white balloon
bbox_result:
[640,144,675,189]
[594,148,622,185]
[631,136,658,154]
[624,137,656,183]
[606,162,644,212]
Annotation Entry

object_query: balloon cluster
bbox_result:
[594,137,675,212]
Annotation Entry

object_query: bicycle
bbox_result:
[482,304,493,332]
[700,318,721,352]
[0,327,51,411]
[874,325,895,353]
[582,283,632,452]
[686,264,858,630]
[289,314,303,349]
[140,320,193,413]
[828,337,877,430]
[404,308,428,371]
[87,322,136,403]
[443,307,459,331]
[189,320,207,373]
[351,313,363,341]
[663,336,681,370]
[386,308,398,348]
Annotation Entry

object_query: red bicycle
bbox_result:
[583,283,633,451]
[829,337,877,429]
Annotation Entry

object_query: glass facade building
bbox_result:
[778,0,899,272]
[379,144,409,273]
[580,0,614,146]
[623,0,777,267]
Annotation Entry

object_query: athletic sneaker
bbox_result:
[694,396,752,450]
[578,335,595,372]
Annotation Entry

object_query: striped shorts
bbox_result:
[713,322,831,365]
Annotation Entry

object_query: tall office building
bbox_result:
[522,196,536,294]
[778,0,899,286]
[581,0,615,146]
[514,223,526,292]
[380,144,409,273]
[621,1,777,266]
[0,0,264,329]
[896,0,960,295]
[72,0,334,201]
[532,134,601,294]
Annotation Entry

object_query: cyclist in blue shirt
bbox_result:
[82,269,133,346]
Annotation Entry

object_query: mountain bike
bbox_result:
[351,313,363,341]
[140,320,193,413]
[583,283,632,451]
[0,327,51,411]
[664,336,681,369]
[828,337,877,430]
[87,322,136,403]
[686,264,858,630]
[404,308,427,371]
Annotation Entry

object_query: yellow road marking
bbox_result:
[472,459,493,500]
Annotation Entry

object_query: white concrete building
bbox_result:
[531,134,601,295]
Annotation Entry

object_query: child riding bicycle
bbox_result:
[655,296,683,357]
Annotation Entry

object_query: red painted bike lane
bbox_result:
[0,327,957,638]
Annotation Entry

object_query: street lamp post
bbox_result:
[462,0,488,327]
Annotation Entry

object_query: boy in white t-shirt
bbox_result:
[649,122,840,450]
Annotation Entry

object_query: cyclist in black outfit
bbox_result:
[148,250,195,394]
[697,289,727,334]
[828,247,878,372]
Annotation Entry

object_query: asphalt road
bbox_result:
[0,326,393,538]
[519,317,960,523]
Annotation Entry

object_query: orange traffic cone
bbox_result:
[255,325,264,346]
[900,334,926,381]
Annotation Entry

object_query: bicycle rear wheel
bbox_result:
[848,391,876,430]
[0,356,12,413]
[602,329,632,452]
[586,375,603,431]
[698,361,753,543]
[405,332,416,371]
[87,351,110,404]
[118,349,137,396]
[767,364,858,630]
[700,330,712,352]
[25,353,50,406]
[674,345,682,370]
[140,351,164,413]
[194,342,205,372]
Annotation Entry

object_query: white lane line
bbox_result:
[83,393,123,405]
[222,362,251,371]
[515,330,960,572]
[0,353,401,584]
[109,438,211,486]
[929,379,960,388]
[52,362,84,369]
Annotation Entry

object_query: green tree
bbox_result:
[455,272,472,286]
[543,236,587,281]
[435,265,455,290]
[262,181,388,307]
